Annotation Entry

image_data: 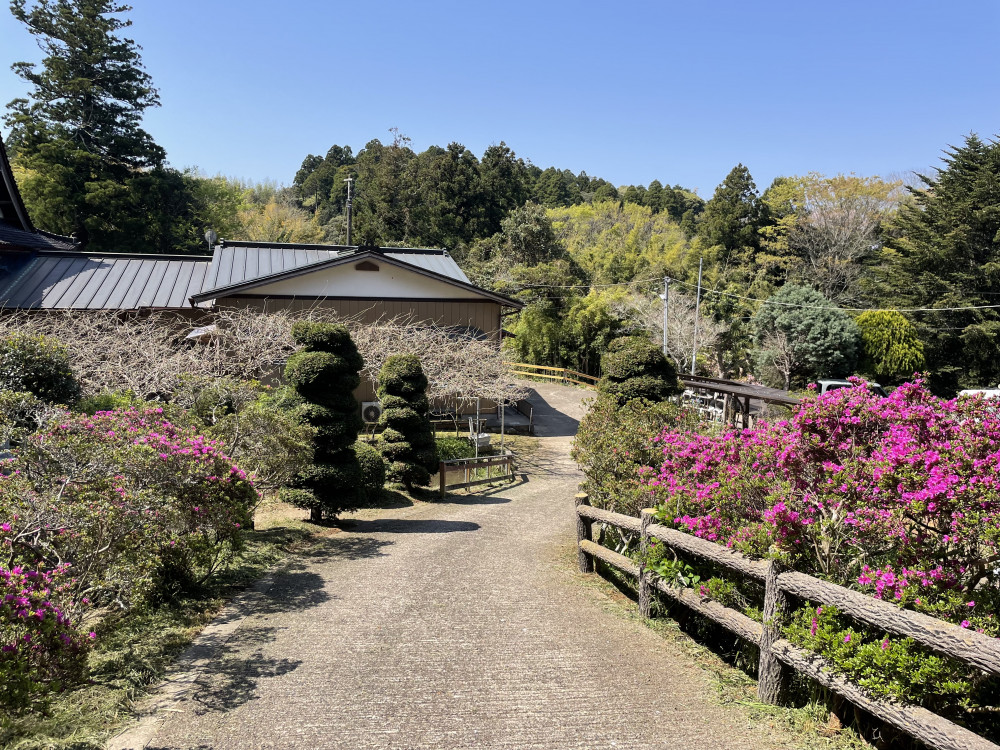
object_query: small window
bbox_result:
[355,260,379,272]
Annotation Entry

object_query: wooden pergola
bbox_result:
[680,375,800,428]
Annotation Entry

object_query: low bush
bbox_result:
[572,395,693,517]
[0,565,92,714]
[3,408,256,609]
[0,333,80,405]
[436,437,476,462]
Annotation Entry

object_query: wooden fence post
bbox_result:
[575,493,593,573]
[439,461,447,499]
[759,560,789,705]
[639,508,655,619]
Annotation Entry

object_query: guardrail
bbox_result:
[438,452,517,498]
[574,494,999,750]
[505,362,599,388]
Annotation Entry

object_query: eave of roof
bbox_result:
[190,247,524,309]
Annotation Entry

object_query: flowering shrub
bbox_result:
[646,379,1000,630]
[2,407,256,609]
[0,565,91,712]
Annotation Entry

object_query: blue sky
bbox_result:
[1,0,997,196]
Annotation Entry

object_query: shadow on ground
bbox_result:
[187,626,302,715]
[523,386,583,438]
[339,518,480,534]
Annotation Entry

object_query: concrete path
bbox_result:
[112,383,785,750]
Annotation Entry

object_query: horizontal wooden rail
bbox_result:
[573,493,999,750]
[438,452,516,498]
[505,362,599,388]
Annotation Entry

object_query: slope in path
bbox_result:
[115,383,784,750]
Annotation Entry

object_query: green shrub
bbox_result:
[353,440,387,503]
[0,333,80,404]
[572,395,692,517]
[598,336,680,405]
[436,436,475,462]
[76,389,143,415]
[284,323,370,521]
[375,355,437,491]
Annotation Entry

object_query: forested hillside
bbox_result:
[5,0,1000,395]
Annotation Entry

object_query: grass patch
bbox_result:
[0,524,319,750]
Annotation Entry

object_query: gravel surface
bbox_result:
[110,383,785,750]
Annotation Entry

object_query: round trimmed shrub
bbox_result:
[598,336,680,405]
[375,355,437,491]
[0,333,80,405]
[285,323,374,521]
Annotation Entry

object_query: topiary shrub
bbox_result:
[0,333,80,405]
[375,355,437,491]
[284,322,369,522]
[353,441,387,504]
[598,336,680,405]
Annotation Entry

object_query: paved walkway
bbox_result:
[111,383,786,750]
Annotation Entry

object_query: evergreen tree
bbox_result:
[283,322,370,522]
[4,0,214,252]
[752,285,859,389]
[855,310,925,385]
[478,142,530,237]
[884,134,1000,393]
[375,355,437,491]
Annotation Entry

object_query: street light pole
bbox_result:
[691,257,703,375]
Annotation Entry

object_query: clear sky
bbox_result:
[1,0,997,196]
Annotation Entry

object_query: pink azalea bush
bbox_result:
[1,407,257,611]
[645,379,999,633]
[0,565,91,712]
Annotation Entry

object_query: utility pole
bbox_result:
[691,257,703,375]
[659,277,670,359]
[344,176,354,246]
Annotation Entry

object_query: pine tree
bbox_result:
[375,355,437,491]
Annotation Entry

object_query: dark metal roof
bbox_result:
[203,241,471,289]
[0,251,211,309]
[0,224,78,251]
[191,244,521,308]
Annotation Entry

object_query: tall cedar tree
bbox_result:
[5,0,215,253]
[283,322,366,522]
[375,355,437,491]
[698,164,774,376]
[885,134,1000,394]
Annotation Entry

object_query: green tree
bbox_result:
[283,322,367,522]
[883,134,1000,393]
[854,310,925,385]
[478,142,530,237]
[375,355,437,491]
[752,284,859,389]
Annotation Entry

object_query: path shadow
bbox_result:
[523,386,581,437]
[186,626,302,715]
[438,492,513,506]
[339,518,480,534]
[303,535,394,563]
[252,568,336,616]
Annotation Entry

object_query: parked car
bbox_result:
[815,379,888,398]
[958,386,1000,400]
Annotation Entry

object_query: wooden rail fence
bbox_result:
[505,362,599,388]
[574,494,1000,750]
[438,452,517,498]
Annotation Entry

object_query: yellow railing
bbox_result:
[504,362,599,388]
